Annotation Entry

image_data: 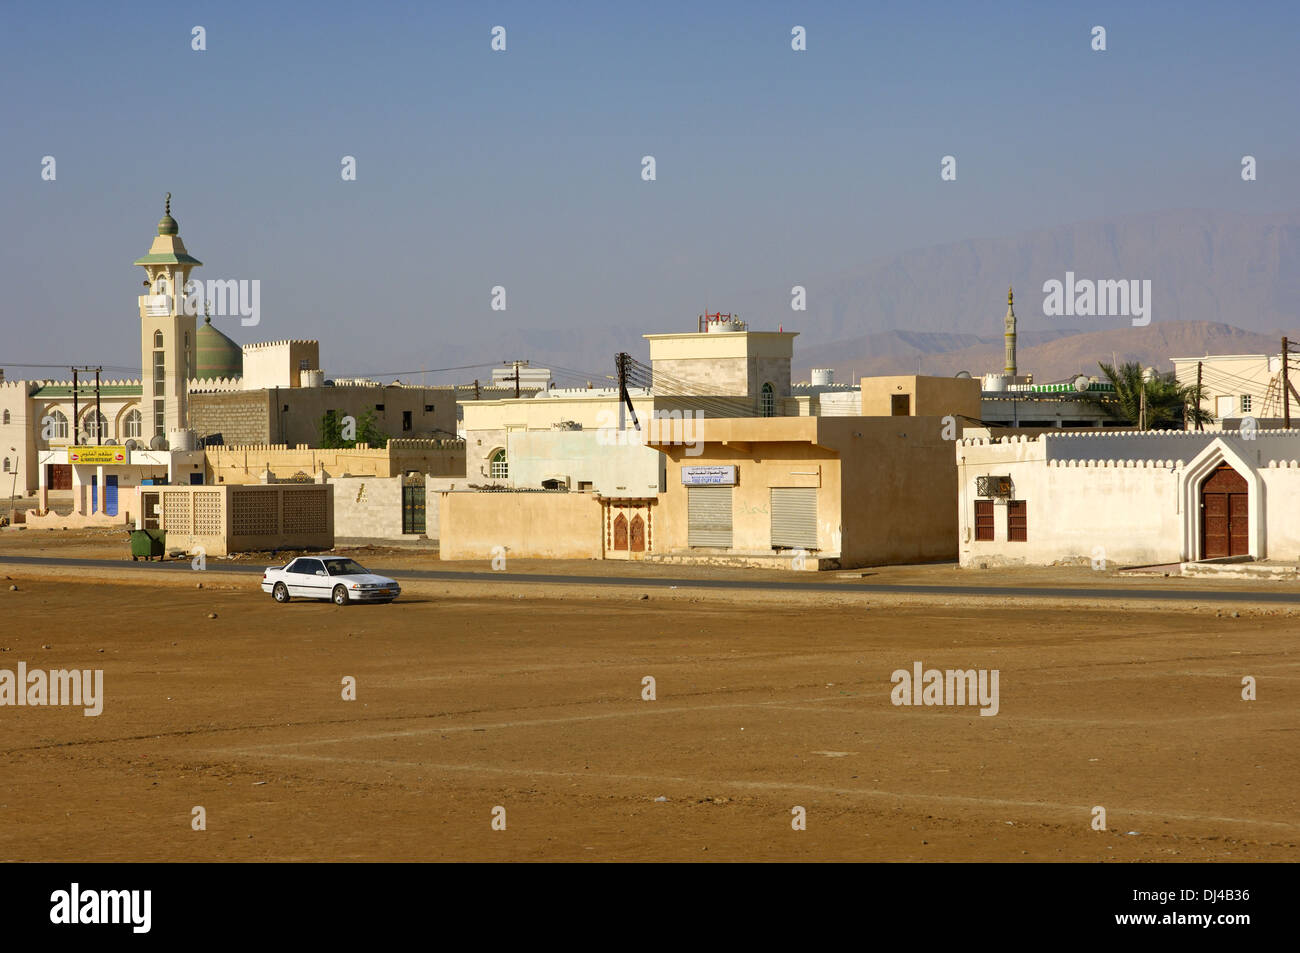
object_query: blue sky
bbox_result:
[1,0,1296,381]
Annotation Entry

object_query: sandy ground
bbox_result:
[0,544,1296,861]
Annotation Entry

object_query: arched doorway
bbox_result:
[1200,463,1248,558]
[613,512,628,550]
[630,514,646,552]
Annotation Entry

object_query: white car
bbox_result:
[261,555,401,606]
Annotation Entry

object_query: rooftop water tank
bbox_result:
[168,429,197,451]
[811,368,834,386]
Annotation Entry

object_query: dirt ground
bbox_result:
[0,551,1296,861]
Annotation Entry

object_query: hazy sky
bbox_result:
[2,0,1296,383]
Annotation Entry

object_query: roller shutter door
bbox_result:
[770,487,817,549]
[687,486,732,547]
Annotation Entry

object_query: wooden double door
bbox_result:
[1200,464,1248,559]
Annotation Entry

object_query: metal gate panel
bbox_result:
[687,486,732,547]
[402,484,426,535]
[770,487,817,549]
[105,475,118,516]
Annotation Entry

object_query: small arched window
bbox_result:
[2,458,9,473]
[489,448,508,480]
[2,409,9,424]
[760,382,775,417]
[153,330,164,348]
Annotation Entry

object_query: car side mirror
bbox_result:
[316,570,326,576]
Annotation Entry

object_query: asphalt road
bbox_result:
[2,554,1297,603]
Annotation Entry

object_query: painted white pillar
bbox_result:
[95,464,104,514]
[38,458,47,512]
[71,464,84,515]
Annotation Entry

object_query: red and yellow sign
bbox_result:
[68,446,128,465]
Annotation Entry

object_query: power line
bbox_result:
[330,361,503,379]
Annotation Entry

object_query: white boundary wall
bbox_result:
[957,430,1300,567]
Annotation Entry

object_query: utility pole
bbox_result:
[1284,337,1291,429]
[513,361,521,399]
[1139,386,1147,431]
[94,366,102,445]
[71,367,79,445]
[616,352,640,433]
[473,379,480,401]
[1196,360,1203,432]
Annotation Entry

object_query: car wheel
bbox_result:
[332,585,349,606]
[273,582,290,603]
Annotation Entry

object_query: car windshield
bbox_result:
[324,559,368,576]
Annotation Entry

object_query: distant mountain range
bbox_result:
[405,208,1299,386]
[747,207,1300,343]
[793,321,1285,384]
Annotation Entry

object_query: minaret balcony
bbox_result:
[140,294,174,317]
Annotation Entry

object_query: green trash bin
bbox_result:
[128,529,167,561]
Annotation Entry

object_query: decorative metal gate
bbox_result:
[402,480,426,535]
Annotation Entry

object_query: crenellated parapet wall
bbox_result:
[1047,458,1186,469]
[204,440,466,484]
[241,339,319,349]
[961,429,1300,468]
[187,376,243,392]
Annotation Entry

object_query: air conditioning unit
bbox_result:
[976,475,1013,499]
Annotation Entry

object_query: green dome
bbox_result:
[195,315,242,380]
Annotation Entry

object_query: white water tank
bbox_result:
[168,429,197,451]
[811,368,834,386]
[300,368,325,388]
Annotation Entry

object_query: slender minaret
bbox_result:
[135,193,201,439]
[1003,285,1017,378]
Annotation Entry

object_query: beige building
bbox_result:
[459,316,796,492]
[645,314,796,412]
[645,415,959,570]
[1171,352,1293,426]
[860,375,982,420]
[190,379,460,447]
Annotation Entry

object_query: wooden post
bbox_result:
[1284,337,1291,429]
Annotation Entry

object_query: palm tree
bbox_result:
[1084,360,1215,430]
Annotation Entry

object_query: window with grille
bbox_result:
[975,500,994,541]
[489,449,508,479]
[1008,501,1028,542]
[1241,395,1252,413]
[760,383,775,417]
